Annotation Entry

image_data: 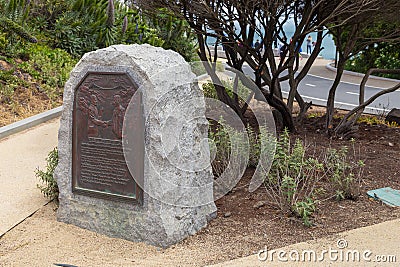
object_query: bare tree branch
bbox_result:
[335,69,400,136]
[138,0,398,132]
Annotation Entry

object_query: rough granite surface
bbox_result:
[54,44,217,248]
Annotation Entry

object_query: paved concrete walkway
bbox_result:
[210,219,400,266]
[0,118,59,236]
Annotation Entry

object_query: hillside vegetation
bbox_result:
[0,0,196,126]
[0,44,76,126]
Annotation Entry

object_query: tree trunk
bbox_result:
[196,34,244,121]
[227,66,296,132]
[265,89,296,132]
[326,57,346,135]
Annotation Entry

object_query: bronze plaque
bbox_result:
[72,72,143,203]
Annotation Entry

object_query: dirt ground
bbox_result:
[1,112,400,266]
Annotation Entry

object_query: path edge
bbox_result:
[326,63,400,83]
[0,106,62,140]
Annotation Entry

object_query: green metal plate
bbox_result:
[367,187,400,207]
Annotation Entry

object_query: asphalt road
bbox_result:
[240,65,400,115]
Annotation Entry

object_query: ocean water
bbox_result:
[206,19,337,60]
[283,21,336,60]
[282,31,336,60]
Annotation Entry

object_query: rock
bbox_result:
[386,108,400,125]
[253,201,266,209]
[55,44,217,248]
[389,142,395,147]
[0,60,12,71]
[224,212,232,218]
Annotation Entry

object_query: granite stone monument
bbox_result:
[55,44,217,248]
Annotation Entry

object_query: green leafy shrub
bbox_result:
[209,124,330,226]
[345,43,400,80]
[208,120,233,176]
[148,8,198,62]
[202,82,218,99]
[265,129,325,226]
[0,17,37,43]
[325,140,364,200]
[0,32,6,50]
[202,76,249,105]
[36,147,59,202]
[264,129,366,225]
[208,119,273,177]
[15,43,76,102]
[62,0,164,55]
[208,119,250,177]
[50,11,98,57]
[247,125,261,167]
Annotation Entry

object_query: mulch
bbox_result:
[172,115,400,265]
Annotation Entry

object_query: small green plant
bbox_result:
[293,197,317,227]
[325,140,364,200]
[307,112,324,119]
[264,129,325,226]
[201,76,250,106]
[208,118,273,177]
[356,115,399,128]
[386,121,399,128]
[208,119,234,176]
[0,84,16,104]
[0,32,6,50]
[357,115,384,126]
[36,147,59,202]
[246,125,261,167]
[202,82,218,100]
